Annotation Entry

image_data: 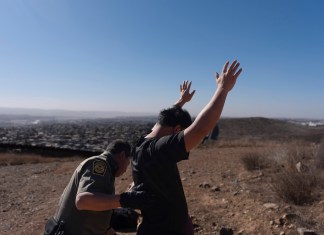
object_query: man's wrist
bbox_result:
[174,99,184,107]
[216,87,230,96]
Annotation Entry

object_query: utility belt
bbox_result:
[44,217,66,235]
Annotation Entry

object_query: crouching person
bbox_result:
[44,139,152,235]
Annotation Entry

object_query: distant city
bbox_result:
[0,107,323,153]
[286,119,324,127]
[0,113,156,152]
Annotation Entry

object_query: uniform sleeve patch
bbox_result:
[92,160,107,176]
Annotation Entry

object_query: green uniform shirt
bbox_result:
[54,154,117,235]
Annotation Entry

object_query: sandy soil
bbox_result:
[1,142,324,235]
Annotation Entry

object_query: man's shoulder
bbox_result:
[77,155,108,173]
[157,132,185,146]
[79,154,103,165]
[77,155,115,181]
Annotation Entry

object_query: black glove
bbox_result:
[110,208,139,232]
[119,184,156,210]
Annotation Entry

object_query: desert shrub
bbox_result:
[271,142,316,168]
[285,144,314,165]
[214,137,270,148]
[315,140,324,169]
[270,143,319,205]
[271,167,318,205]
[0,154,47,166]
[241,152,268,171]
[0,153,80,166]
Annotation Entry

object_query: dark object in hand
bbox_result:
[110,208,140,232]
[119,183,156,209]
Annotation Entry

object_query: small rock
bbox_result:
[193,223,201,232]
[263,203,279,210]
[222,198,229,204]
[296,162,309,173]
[238,229,244,234]
[232,191,239,196]
[297,227,318,235]
[283,205,292,211]
[219,227,233,235]
[199,182,211,188]
[282,213,299,221]
[275,218,285,226]
[211,186,221,192]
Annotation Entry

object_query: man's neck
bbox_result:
[146,124,173,138]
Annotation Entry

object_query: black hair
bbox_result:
[157,105,192,129]
[105,139,132,158]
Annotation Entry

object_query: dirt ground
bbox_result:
[1,142,324,235]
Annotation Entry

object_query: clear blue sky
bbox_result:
[1,0,323,119]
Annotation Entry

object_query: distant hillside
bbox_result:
[1,116,323,157]
[217,117,324,142]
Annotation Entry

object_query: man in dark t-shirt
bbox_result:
[132,132,190,235]
[132,60,243,235]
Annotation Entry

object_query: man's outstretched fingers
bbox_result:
[222,61,229,74]
[228,60,238,72]
[232,62,240,73]
[233,68,243,79]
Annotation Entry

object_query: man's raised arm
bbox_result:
[174,80,196,108]
[184,60,242,151]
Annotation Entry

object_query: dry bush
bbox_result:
[0,154,47,166]
[0,153,80,166]
[270,141,316,167]
[241,152,269,171]
[214,137,276,148]
[270,143,319,205]
[315,139,324,169]
[271,167,318,205]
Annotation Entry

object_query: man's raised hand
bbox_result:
[216,60,242,93]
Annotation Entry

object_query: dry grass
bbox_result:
[241,152,269,171]
[0,153,81,166]
[271,167,318,205]
[206,137,324,205]
[205,137,280,148]
[315,139,324,169]
[269,142,320,205]
[236,139,323,205]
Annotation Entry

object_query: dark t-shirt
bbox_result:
[131,131,189,235]
[54,154,117,235]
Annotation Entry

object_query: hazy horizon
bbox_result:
[1,1,324,119]
[0,106,323,121]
